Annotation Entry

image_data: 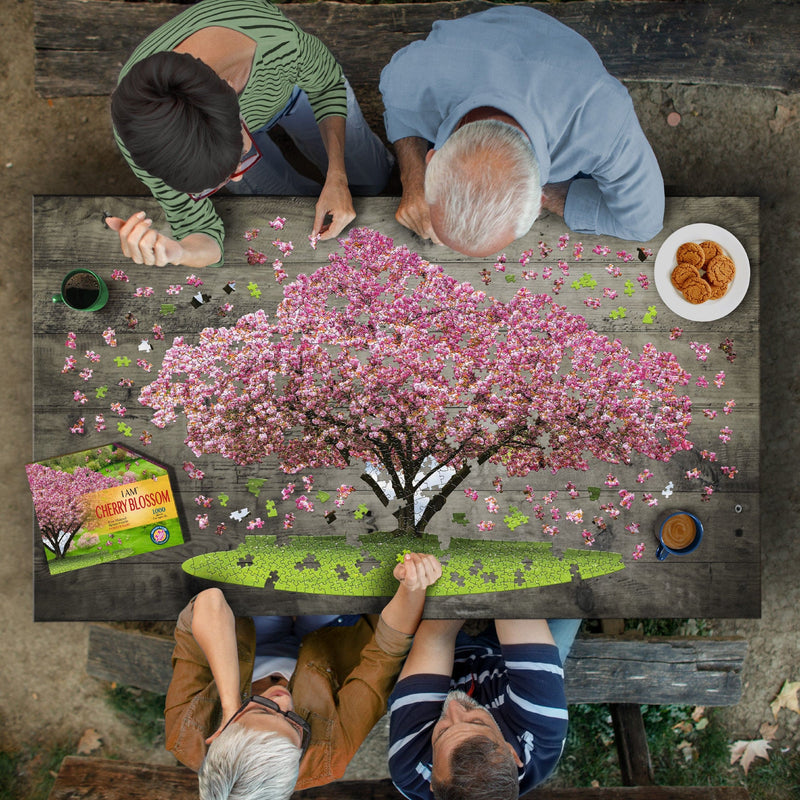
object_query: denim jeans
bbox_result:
[227,79,394,197]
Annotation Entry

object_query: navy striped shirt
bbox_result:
[388,642,568,800]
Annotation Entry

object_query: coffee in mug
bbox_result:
[656,511,703,561]
[53,269,109,312]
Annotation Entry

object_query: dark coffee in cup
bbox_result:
[63,271,100,309]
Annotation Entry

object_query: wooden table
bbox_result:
[32,196,759,621]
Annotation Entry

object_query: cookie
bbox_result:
[705,254,736,287]
[676,242,705,269]
[681,276,712,304]
[700,240,722,262]
[707,282,728,299]
[671,263,701,289]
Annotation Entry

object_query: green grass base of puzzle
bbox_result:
[181,532,625,595]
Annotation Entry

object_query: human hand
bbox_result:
[393,552,443,592]
[540,181,571,218]
[105,211,183,266]
[395,186,442,244]
[313,174,355,240]
[204,705,239,746]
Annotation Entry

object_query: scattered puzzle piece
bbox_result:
[160,304,177,315]
[265,499,277,517]
[218,493,229,507]
[247,478,266,497]
[316,490,330,503]
[95,386,108,399]
[116,422,133,437]
[230,508,250,522]
[354,503,369,520]
[587,487,602,501]
[623,280,636,297]
[503,506,529,530]
[452,512,469,526]
[247,282,262,298]
[114,356,131,367]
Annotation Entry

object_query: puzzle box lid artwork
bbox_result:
[26,443,184,574]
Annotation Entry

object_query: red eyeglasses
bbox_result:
[188,118,262,201]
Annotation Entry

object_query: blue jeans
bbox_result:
[456,619,581,668]
[252,614,361,659]
[227,79,394,197]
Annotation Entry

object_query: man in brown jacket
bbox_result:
[165,552,442,800]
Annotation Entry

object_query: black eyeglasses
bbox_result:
[220,695,311,756]
[188,117,262,201]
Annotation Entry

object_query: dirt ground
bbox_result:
[1,0,799,783]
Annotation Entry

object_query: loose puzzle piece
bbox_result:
[217,493,229,507]
[230,508,250,522]
[623,280,636,297]
[316,490,330,503]
[642,305,658,324]
[265,499,278,517]
[247,478,266,497]
[571,272,597,290]
[609,306,627,320]
[95,386,108,399]
[452,512,469,526]
[587,487,602,501]
[116,422,133,437]
[247,282,262,298]
[160,304,177,315]
[503,506,529,530]
[354,503,369,519]
[114,356,131,368]
[181,532,626,596]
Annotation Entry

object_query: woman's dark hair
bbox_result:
[111,51,242,193]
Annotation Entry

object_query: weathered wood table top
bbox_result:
[32,195,759,621]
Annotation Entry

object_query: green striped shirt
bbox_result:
[114,0,346,265]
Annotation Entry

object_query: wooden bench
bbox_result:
[82,624,748,793]
[48,755,752,800]
[35,0,800,99]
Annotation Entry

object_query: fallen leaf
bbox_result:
[695,717,709,731]
[672,721,693,735]
[730,739,771,774]
[769,105,798,135]
[691,706,706,722]
[759,722,778,740]
[76,728,103,755]
[770,680,800,720]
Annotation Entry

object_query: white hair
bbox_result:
[198,724,301,800]
[425,120,541,255]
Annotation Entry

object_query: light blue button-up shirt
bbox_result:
[379,7,664,241]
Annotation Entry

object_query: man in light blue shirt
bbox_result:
[379,6,664,256]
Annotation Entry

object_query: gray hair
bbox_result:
[198,724,302,800]
[425,120,541,255]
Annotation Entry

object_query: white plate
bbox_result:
[654,223,750,322]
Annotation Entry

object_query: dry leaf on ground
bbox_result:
[76,728,103,755]
[770,680,800,720]
[729,739,771,774]
[759,721,779,740]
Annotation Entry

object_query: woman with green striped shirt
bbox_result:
[106,0,393,267]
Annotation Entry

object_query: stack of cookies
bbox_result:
[671,240,735,304]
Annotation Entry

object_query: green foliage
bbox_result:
[624,618,712,636]
[0,743,72,800]
[105,686,166,748]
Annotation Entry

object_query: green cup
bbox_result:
[53,269,109,312]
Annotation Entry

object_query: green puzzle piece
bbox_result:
[117,422,133,437]
[265,499,278,517]
[316,491,330,503]
[218,493,229,507]
[624,280,636,297]
[452,512,468,526]
[247,478,266,497]
[114,356,131,367]
[95,386,108,399]
[247,282,262,298]
[504,274,516,283]
[587,487,602,501]
[160,304,177,315]
[181,532,626,595]
[354,503,369,520]
[503,506,529,530]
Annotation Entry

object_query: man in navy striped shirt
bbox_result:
[388,619,577,800]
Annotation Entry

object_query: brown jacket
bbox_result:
[164,606,413,789]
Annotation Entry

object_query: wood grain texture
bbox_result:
[32,196,760,620]
[34,0,800,97]
[86,624,746,704]
[47,756,754,799]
